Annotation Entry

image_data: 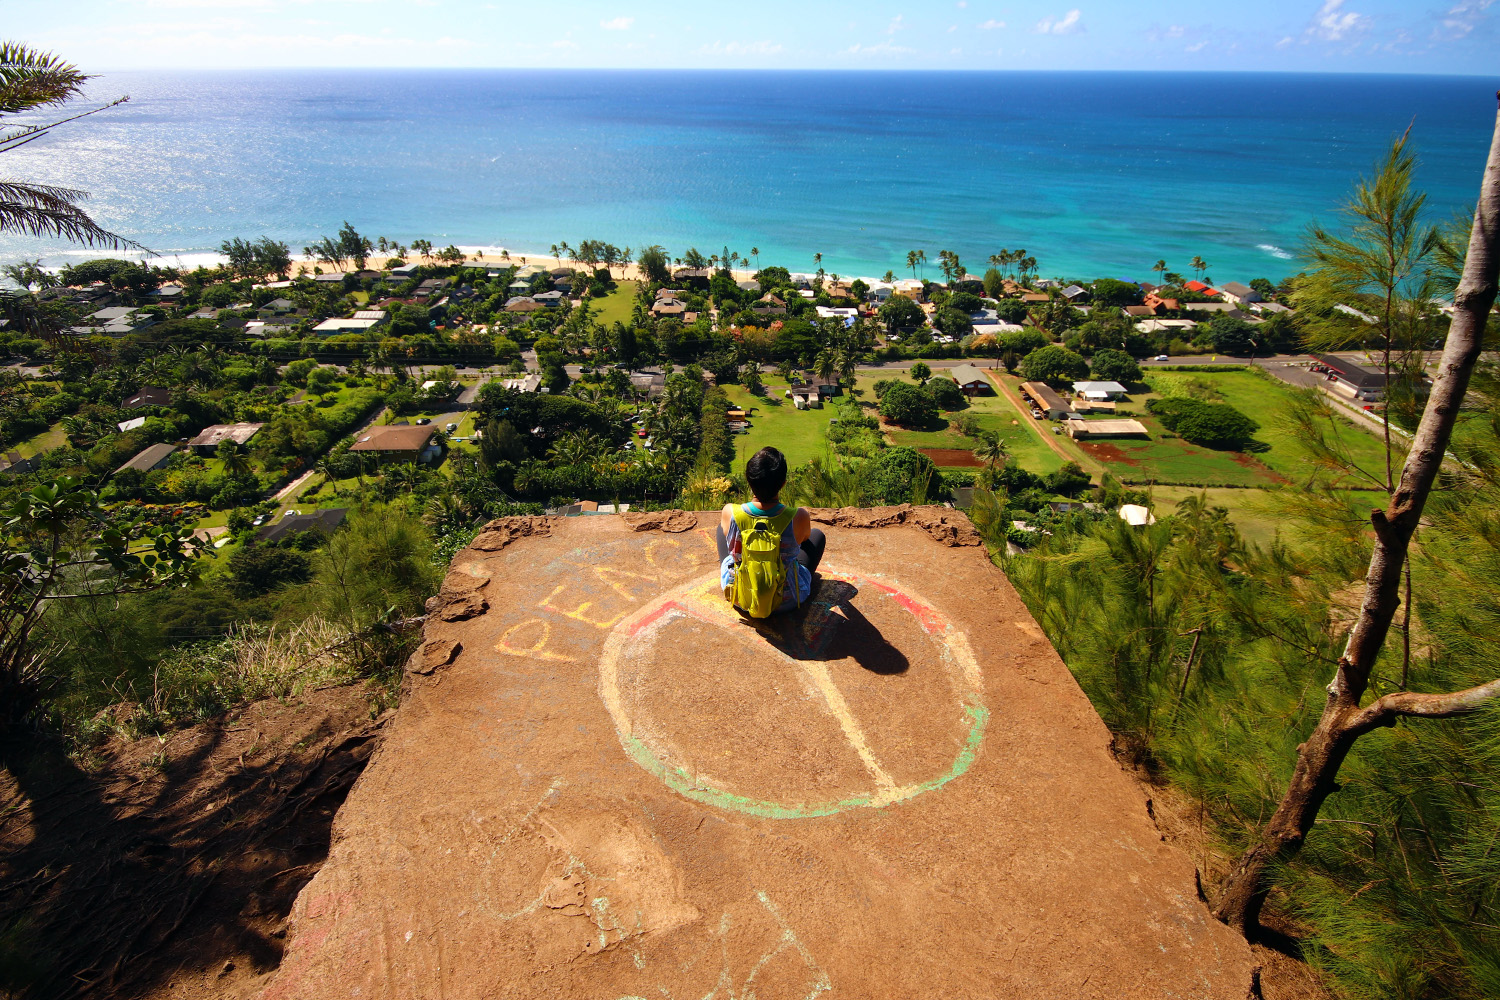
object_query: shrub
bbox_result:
[1147,397,1259,449]
[866,447,940,505]
[1017,344,1089,386]
[878,381,939,427]
[928,377,967,411]
[1089,348,1141,383]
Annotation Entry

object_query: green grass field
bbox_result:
[856,372,1067,477]
[15,422,66,459]
[1014,369,1396,488]
[587,281,641,328]
[721,380,834,470]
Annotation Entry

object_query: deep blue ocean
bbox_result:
[3,70,1495,284]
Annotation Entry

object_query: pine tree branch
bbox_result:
[1349,678,1500,735]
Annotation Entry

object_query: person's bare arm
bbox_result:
[793,507,812,544]
[720,502,736,539]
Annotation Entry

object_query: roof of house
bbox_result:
[353,309,386,321]
[1020,381,1070,412]
[123,386,172,409]
[1061,284,1088,298]
[504,297,544,312]
[349,424,436,453]
[1124,305,1156,317]
[950,364,989,387]
[1309,353,1389,389]
[1220,281,1257,297]
[90,306,135,321]
[1072,381,1128,395]
[188,423,263,448]
[314,318,380,332]
[116,442,177,474]
[256,507,348,544]
[1066,418,1148,437]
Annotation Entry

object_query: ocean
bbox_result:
[2,70,1495,284]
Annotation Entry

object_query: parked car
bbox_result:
[416,417,431,425]
[446,422,458,432]
[1153,354,1170,362]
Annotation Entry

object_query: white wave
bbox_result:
[1257,243,1294,260]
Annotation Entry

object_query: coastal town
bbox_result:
[0,231,1418,553]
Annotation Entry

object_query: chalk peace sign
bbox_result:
[598,568,988,819]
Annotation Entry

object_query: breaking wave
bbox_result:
[1257,244,1295,260]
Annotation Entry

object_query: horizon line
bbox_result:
[87,66,1500,80]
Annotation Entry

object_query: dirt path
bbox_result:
[261,511,1257,999]
[983,370,1107,477]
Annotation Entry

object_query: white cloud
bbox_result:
[1305,0,1368,41]
[1437,0,1493,38]
[1276,35,1295,47]
[698,39,783,56]
[1035,9,1084,35]
[886,14,906,34]
[844,40,915,56]
[979,19,1006,29]
[1185,40,1207,51]
[600,16,634,31]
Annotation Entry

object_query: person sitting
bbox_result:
[716,446,826,618]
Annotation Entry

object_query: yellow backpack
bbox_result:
[729,504,795,618]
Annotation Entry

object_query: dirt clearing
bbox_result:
[262,510,1256,999]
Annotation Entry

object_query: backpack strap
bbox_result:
[733,503,794,535]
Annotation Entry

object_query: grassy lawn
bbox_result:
[983,369,1397,488]
[721,381,834,470]
[855,372,1066,477]
[14,422,66,458]
[1144,486,1287,549]
[588,281,640,328]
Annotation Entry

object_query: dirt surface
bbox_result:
[0,686,386,1000]
[1078,440,1143,466]
[264,511,1257,999]
[917,447,983,467]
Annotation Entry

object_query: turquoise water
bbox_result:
[2,70,1495,284]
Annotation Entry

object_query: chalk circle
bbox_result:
[597,568,988,819]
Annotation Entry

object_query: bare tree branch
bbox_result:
[1350,678,1500,734]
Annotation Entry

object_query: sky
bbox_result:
[6,0,1498,75]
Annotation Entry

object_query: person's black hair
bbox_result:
[745,447,788,499]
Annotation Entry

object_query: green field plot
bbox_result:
[1059,369,1394,487]
[587,281,641,328]
[15,422,66,459]
[721,382,834,470]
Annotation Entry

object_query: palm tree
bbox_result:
[916,250,927,279]
[218,440,253,478]
[1152,259,1168,286]
[1190,255,1208,285]
[750,247,760,270]
[972,431,1007,478]
[813,252,823,273]
[813,349,837,386]
[906,250,919,278]
[0,44,141,251]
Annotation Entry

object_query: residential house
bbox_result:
[949,364,992,395]
[533,290,564,308]
[260,297,296,315]
[187,423,263,455]
[1251,301,1294,315]
[87,306,152,337]
[736,279,761,293]
[256,508,348,544]
[1021,292,1050,305]
[349,424,439,463]
[116,442,177,474]
[390,262,421,279]
[1335,303,1378,324]
[1219,281,1263,305]
[1143,291,1180,312]
[0,451,37,475]
[155,284,184,301]
[116,416,146,433]
[504,297,545,314]
[501,373,542,393]
[1071,380,1129,401]
[751,294,786,317]
[1061,285,1089,303]
[313,318,381,335]
[1135,318,1198,334]
[313,273,346,284]
[1124,305,1158,319]
[352,309,388,326]
[814,306,858,323]
[867,282,895,301]
[123,386,172,410]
